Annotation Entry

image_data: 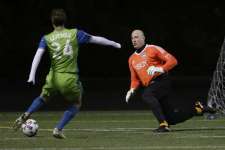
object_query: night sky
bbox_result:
[1,0,225,81]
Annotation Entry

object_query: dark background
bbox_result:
[0,0,225,111]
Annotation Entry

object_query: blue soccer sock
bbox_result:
[56,105,79,130]
[26,96,45,114]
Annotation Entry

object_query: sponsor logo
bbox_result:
[134,61,147,70]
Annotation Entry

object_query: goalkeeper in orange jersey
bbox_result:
[125,29,212,132]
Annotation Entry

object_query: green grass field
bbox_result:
[1,111,225,150]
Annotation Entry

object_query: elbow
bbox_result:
[170,59,178,70]
[163,59,178,72]
[131,81,140,89]
[174,58,178,66]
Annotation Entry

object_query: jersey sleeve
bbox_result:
[77,30,91,44]
[129,58,140,89]
[38,36,46,49]
[153,46,178,72]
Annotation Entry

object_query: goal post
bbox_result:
[207,37,225,114]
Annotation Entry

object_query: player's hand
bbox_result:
[114,42,121,49]
[125,88,135,103]
[147,66,164,75]
[27,77,35,85]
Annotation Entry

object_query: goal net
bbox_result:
[207,38,225,114]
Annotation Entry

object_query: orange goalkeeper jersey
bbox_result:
[128,44,178,89]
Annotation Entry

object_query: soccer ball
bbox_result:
[22,119,39,137]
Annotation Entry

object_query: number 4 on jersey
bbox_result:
[63,39,73,56]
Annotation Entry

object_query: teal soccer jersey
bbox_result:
[39,28,90,101]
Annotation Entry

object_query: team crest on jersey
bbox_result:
[139,51,146,58]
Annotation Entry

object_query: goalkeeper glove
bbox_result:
[125,88,135,103]
[147,66,164,75]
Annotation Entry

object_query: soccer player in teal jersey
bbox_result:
[13,9,121,139]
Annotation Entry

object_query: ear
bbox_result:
[143,35,145,41]
[142,35,145,44]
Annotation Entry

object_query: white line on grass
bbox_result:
[1,126,225,132]
[2,133,225,142]
[3,119,225,124]
[177,135,225,139]
[43,119,225,122]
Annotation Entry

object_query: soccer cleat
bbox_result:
[153,121,171,132]
[195,101,217,115]
[53,128,66,139]
[195,101,204,115]
[13,113,30,131]
[153,125,171,132]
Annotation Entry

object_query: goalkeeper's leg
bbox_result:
[161,100,216,125]
[142,92,170,132]
[142,74,172,132]
[195,101,216,115]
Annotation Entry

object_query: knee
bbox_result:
[69,93,82,109]
[40,96,49,103]
[73,99,82,109]
[142,93,159,107]
[74,103,81,109]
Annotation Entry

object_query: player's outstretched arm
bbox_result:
[27,48,45,85]
[89,35,121,49]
